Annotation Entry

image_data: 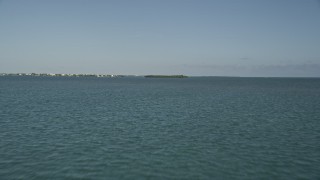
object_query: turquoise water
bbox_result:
[0,76,319,179]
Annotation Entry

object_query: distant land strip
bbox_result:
[0,73,124,78]
[144,75,188,78]
[0,73,188,78]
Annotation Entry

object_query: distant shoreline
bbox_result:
[0,73,124,78]
[0,73,189,78]
[1,73,319,78]
[144,75,188,78]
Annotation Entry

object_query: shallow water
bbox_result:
[0,76,319,179]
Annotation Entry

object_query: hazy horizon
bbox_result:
[1,0,320,77]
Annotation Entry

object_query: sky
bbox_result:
[0,0,320,76]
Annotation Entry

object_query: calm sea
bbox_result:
[0,76,319,179]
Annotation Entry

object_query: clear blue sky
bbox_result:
[0,0,319,76]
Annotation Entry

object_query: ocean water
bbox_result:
[0,76,319,179]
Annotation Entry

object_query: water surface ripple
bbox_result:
[0,77,319,179]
